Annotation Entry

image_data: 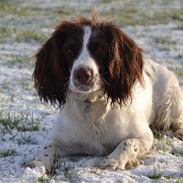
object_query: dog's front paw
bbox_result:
[96,157,126,170]
[24,160,44,169]
[24,160,54,174]
[175,129,183,140]
[96,155,143,170]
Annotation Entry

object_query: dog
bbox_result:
[30,17,183,172]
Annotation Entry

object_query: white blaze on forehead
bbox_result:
[72,26,96,69]
[83,26,91,52]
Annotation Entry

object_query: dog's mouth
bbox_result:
[70,75,102,94]
[70,83,101,94]
[74,85,94,92]
[70,89,104,104]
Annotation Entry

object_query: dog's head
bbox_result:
[33,17,144,107]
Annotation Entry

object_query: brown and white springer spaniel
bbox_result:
[30,17,183,172]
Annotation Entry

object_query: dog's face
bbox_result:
[33,18,143,107]
[68,26,102,94]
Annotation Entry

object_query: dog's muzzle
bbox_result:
[73,66,95,91]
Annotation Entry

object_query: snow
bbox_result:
[0,0,183,182]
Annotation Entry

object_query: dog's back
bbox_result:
[144,58,183,135]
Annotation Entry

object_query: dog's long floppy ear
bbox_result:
[33,22,77,107]
[104,25,144,105]
[33,32,67,107]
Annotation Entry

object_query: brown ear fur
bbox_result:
[103,25,144,105]
[33,18,94,107]
[33,26,71,107]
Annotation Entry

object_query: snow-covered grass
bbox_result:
[0,0,183,182]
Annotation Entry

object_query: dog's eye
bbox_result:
[94,47,105,55]
[65,49,74,58]
[96,47,104,52]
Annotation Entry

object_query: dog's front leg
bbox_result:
[99,132,153,170]
[25,141,63,173]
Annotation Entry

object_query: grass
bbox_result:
[18,134,32,144]
[154,132,164,140]
[154,36,177,51]
[55,162,82,182]
[154,36,176,46]
[149,174,162,180]
[149,174,173,180]
[0,2,30,17]
[0,112,41,140]
[38,178,50,183]
[37,173,57,183]
[11,55,33,68]
[0,26,48,43]
[153,134,174,155]
[0,0,182,30]
[0,27,14,43]
[90,167,102,176]
[177,178,183,183]
[20,79,33,91]
[175,68,183,78]
[63,167,81,182]
[16,29,48,43]
[103,7,183,26]
[0,149,17,158]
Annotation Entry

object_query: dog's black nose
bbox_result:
[74,67,93,85]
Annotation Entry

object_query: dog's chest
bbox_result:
[66,124,122,156]
[77,99,108,122]
[70,109,129,155]
[63,98,130,155]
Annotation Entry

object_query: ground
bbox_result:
[0,0,183,182]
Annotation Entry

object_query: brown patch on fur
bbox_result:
[103,24,144,105]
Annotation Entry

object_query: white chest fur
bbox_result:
[52,96,136,156]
